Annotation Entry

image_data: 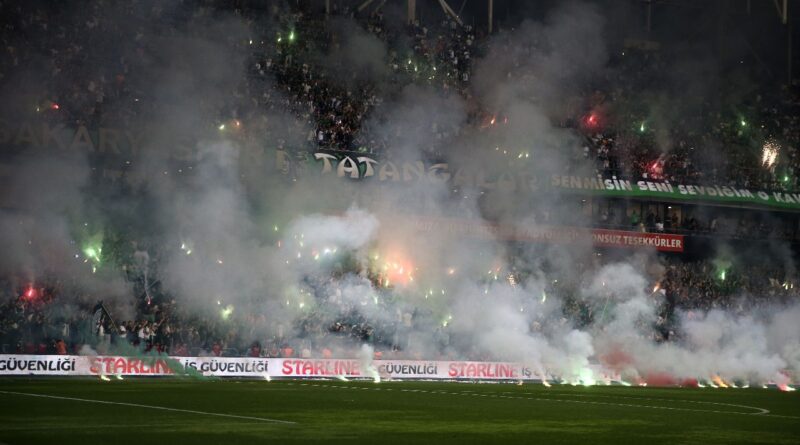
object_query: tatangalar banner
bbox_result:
[287,150,800,211]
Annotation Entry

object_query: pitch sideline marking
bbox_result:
[525,391,770,415]
[0,422,265,431]
[500,393,768,416]
[757,413,800,420]
[296,383,782,418]
[0,390,296,425]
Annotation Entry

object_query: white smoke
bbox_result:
[0,0,797,389]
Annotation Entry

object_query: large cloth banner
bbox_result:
[1,122,797,210]
[399,215,685,252]
[591,229,683,252]
[0,122,144,155]
[291,150,800,211]
[0,355,620,381]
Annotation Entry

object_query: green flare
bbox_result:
[579,368,596,386]
[221,305,234,320]
[83,243,102,264]
[84,247,97,260]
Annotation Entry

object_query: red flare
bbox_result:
[680,378,699,388]
[582,112,603,131]
[24,286,37,300]
[598,346,634,371]
[642,372,679,387]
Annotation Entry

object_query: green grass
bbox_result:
[0,378,798,444]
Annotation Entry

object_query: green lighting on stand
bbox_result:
[221,304,234,320]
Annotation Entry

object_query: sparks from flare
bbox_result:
[762,140,780,168]
[373,251,415,287]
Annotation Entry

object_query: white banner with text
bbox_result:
[0,355,621,381]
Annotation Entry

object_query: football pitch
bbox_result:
[0,378,798,444]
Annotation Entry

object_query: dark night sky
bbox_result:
[413,0,798,84]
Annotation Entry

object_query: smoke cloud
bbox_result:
[0,1,797,387]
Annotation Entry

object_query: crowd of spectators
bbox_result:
[3,2,798,192]
[590,202,799,241]
[1,3,799,359]
[1,248,797,358]
[582,50,800,192]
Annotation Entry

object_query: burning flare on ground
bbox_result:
[711,375,729,388]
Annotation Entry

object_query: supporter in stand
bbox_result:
[211,341,223,357]
[248,341,261,358]
[55,338,67,355]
